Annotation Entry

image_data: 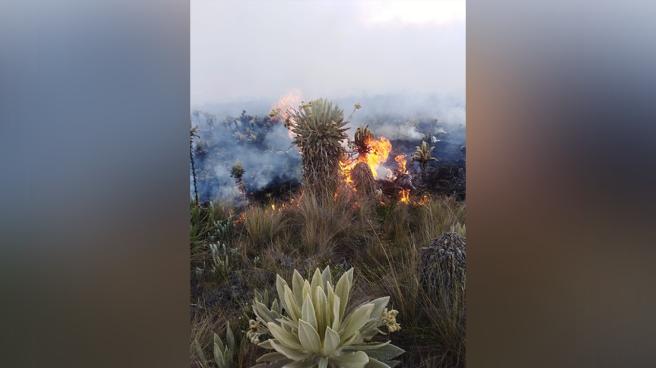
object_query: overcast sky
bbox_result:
[191,0,465,107]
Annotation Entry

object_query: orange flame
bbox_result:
[337,129,414,205]
[399,189,411,204]
[363,136,392,178]
[339,136,392,187]
[339,159,355,187]
[394,154,407,174]
[394,155,412,203]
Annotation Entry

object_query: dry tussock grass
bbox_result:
[191,194,465,368]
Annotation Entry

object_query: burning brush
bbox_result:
[340,125,416,203]
[393,154,415,203]
[271,95,419,205]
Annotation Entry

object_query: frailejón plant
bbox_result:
[192,322,236,368]
[213,322,236,368]
[290,99,348,196]
[250,267,404,368]
[411,140,436,175]
[354,125,373,157]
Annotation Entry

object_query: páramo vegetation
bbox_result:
[191,99,466,368]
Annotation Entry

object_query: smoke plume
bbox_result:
[191,110,301,204]
[191,94,465,203]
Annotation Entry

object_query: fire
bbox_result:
[339,135,415,206]
[339,136,392,186]
[339,160,355,187]
[362,137,392,178]
[394,154,412,203]
[394,154,407,174]
[336,127,414,205]
[399,189,411,204]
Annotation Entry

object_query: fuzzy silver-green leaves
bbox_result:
[290,99,348,197]
[411,140,437,174]
[251,267,404,368]
[193,322,235,368]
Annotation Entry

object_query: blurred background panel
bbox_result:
[468,0,656,367]
[3,0,656,367]
[0,0,189,367]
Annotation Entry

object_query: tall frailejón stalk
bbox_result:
[190,126,200,204]
[290,99,348,197]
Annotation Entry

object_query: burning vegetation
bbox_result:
[338,125,428,206]
[190,95,465,206]
[190,97,466,368]
[271,97,418,205]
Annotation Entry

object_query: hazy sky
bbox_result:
[191,0,465,107]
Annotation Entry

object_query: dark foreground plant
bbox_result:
[418,233,466,367]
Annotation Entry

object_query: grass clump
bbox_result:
[240,205,285,253]
[293,190,355,255]
[418,233,466,367]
